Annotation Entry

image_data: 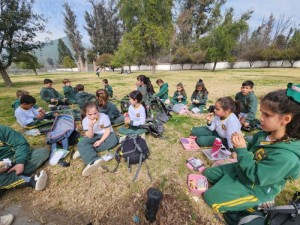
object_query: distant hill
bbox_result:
[33,37,89,68]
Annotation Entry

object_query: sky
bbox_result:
[33,0,300,45]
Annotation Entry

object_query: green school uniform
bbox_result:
[189,91,208,112]
[99,102,124,125]
[171,91,187,105]
[235,91,258,124]
[203,131,300,213]
[137,85,153,106]
[105,84,113,98]
[40,87,64,103]
[75,92,96,109]
[63,86,77,104]
[155,83,169,102]
[0,125,49,195]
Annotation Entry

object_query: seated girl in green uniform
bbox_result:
[191,97,241,149]
[62,79,77,104]
[189,79,208,113]
[136,75,155,107]
[118,90,147,136]
[171,83,187,105]
[78,102,119,177]
[202,84,300,213]
[155,79,169,103]
[96,89,124,126]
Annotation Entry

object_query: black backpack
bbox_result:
[140,119,165,138]
[113,134,151,182]
[120,95,130,113]
[148,97,172,123]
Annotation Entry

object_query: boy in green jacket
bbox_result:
[0,125,49,196]
[102,79,114,99]
[63,79,77,104]
[203,85,300,213]
[40,79,69,106]
[235,80,258,131]
[75,84,96,109]
[155,79,169,103]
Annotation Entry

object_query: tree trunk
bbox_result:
[129,65,131,73]
[212,61,217,71]
[0,69,13,86]
[33,68,37,75]
[151,63,156,76]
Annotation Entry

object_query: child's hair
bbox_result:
[81,101,99,120]
[176,83,186,96]
[216,96,240,117]
[129,90,143,103]
[261,89,300,139]
[76,84,84,91]
[137,75,155,94]
[16,90,29,98]
[102,79,108,84]
[63,79,71,84]
[96,89,108,107]
[156,79,164,85]
[20,95,36,105]
[44,79,53,84]
[242,80,254,88]
[193,79,208,95]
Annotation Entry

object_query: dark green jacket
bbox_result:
[171,91,187,105]
[235,91,258,123]
[155,83,169,102]
[0,125,30,165]
[40,87,63,103]
[137,85,154,105]
[63,86,77,104]
[105,85,113,98]
[75,91,96,109]
[191,91,208,105]
[235,131,300,199]
[99,102,121,120]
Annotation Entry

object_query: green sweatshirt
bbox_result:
[0,125,31,165]
[75,91,96,109]
[105,85,113,98]
[40,87,64,103]
[171,91,187,105]
[235,131,300,199]
[191,91,208,105]
[98,102,121,120]
[137,85,153,105]
[235,91,258,123]
[63,86,77,104]
[155,83,169,102]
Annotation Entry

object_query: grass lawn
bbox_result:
[0,68,299,224]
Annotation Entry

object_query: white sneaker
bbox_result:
[119,136,126,143]
[82,158,104,177]
[0,214,14,225]
[72,150,81,159]
[34,170,48,191]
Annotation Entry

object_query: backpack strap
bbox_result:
[144,161,153,182]
[132,152,143,182]
[238,215,265,225]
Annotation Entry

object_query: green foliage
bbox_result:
[15,52,42,75]
[172,47,192,68]
[96,53,114,69]
[63,56,76,69]
[0,0,46,86]
[57,39,74,65]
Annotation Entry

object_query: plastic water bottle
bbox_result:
[145,188,163,223]
[211,138,222,158]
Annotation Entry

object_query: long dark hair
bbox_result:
[216,96,240,117]
[137,75,155,94]
[261,89,300,139]
[192,79,208,96]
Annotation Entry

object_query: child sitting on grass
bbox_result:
[189,79,208,113]
[40,79,69,106]
[78,102,119,177]
[202,84,300,214]
[63,78,77,104]
[171,82,187,105]
[75,84,96,109]
[155,79,169,103]
[11,90,39,111]
[102,79,114,99]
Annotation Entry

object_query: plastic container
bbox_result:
[186,157,205,172]
[187,174,208,195]
[211,138,222,157]
[180,136,200,151]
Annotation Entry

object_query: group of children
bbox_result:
[4,74,300,220]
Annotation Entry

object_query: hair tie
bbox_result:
[287,83,300,103]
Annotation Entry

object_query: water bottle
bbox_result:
[145,188,163,223]
[211,138,222,158]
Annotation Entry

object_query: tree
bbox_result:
[84,0,122,56]
[47,57,55,67]
[201,8,252,71]
[96,53,114,70]
[0,0,46,86]
[172,47,192,69]
[260,47,281,67]
[118,0,173,76]
[241,48,263,68]
[190,50,206,69]
[63,2,86,71]
[15,52,42,75]
[63,56,76,70]
[57,39,74,65]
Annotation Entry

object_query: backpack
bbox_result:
[225,191,300,225]
[113,134,151,182]
[140,119,165,138]
[46,114,78,153]
[120,95,130,113]
[148,97,172,123]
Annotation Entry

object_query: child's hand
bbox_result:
[125,117,130,124]
[206,113,214,122]
[194,100,199,104]
[231,132,246,148]
[88,119,97,127]
[93,140,102,147]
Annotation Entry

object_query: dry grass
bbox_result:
[0,68,299,225]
